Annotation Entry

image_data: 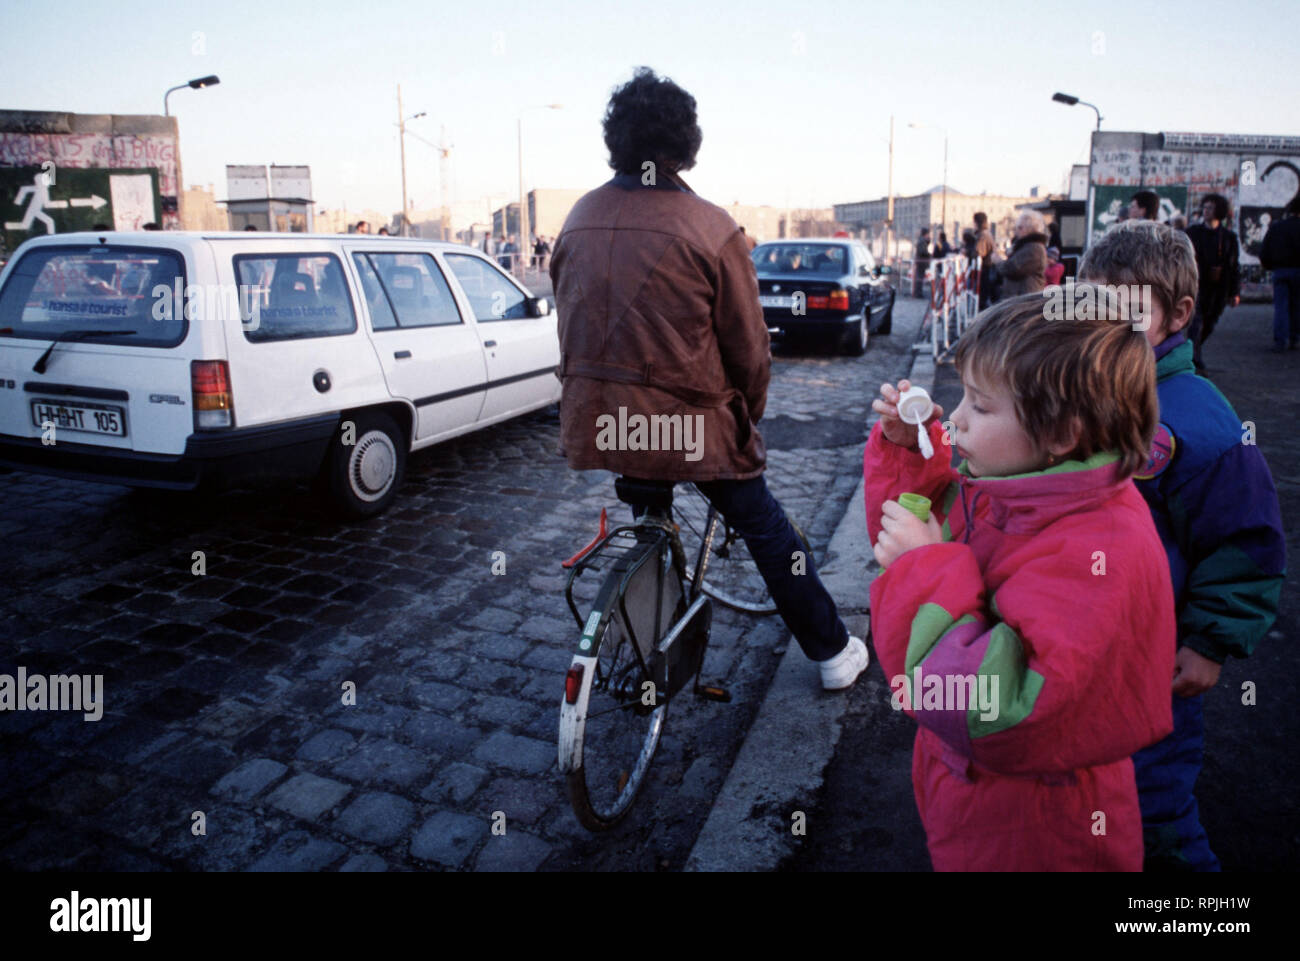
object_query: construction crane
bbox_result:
[405,123,454,240]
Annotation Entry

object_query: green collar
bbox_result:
[957,450,1120,481]
[1156,338,1196,382]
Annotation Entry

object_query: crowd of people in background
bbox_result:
[475,233,555,270]
[906,186,1299,369]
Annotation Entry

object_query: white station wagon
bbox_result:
[0,232,561,517]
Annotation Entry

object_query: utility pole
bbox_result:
[886,115,895,262]
[516,105,561,275]
[941,131,948,239]
[517,117,526,275]
[438,125,452,241]
[397,85,409,236]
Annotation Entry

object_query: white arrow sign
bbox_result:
[70,194,107,210]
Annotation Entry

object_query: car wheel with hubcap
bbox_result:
[845,312,869,356]
[325,411,406,518]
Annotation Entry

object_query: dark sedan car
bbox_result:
[751,239,895,355]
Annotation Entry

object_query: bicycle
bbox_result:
[556,477,809,831]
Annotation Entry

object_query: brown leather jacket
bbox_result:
[549,170,770,481]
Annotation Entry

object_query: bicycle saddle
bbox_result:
[614,476,674,510]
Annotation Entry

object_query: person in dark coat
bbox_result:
[1184,195,1241,371]
[1047,219,1062,250]
[972,213,1000,308]
[1260,196,1300,351]
[960,228,976,259]
[933,230,953,257]
[997,211,1049,298]
[912,227,931,297]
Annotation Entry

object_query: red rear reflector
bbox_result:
[565,665,584,704]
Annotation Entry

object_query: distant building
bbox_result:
[492,202,520,240]
[835,187,1040,256]
[314,207,391,234]
[781,207,843,239]
[527,188,585,241]
[719,203,781,241]
[402,200,493,243]
[181,184,227,231]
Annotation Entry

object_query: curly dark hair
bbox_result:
[602,67,702,176]
[1201,193,1229,222]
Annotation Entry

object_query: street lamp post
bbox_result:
[396,85,427,238]
[1052,92,1102,130]
[518,104,562,277]
[163,75,220,116]
[1052,92,1103,250]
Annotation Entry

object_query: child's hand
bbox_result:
[872,379,945,451]
[873,499,943,568]
[1171,647,1222,697]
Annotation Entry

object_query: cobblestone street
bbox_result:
[0,302,922,871]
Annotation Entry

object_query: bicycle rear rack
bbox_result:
[562,518,717,703]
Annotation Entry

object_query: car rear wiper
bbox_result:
[32,329,137,374]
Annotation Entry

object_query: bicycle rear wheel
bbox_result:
[561,536,674,830]
[674,485,810,615]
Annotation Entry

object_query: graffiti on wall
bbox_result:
[1091,185,1189,239]
[1092,149,1240,188]
[1092,144,1300,264]
[1,167,161,254]
[0,132,178,247]
[1240,206,1284,258]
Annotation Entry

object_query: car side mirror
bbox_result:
[525,296,550,318]
[858,265,870,277]
[876,265,892,276]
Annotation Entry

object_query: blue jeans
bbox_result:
[1133,691,1221,871]
[628,475,849,661]
[1272,267,1300,346]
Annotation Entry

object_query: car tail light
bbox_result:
[829,289,850,310]
[192,360,233,428]
[565,664,584,704]
[806,295,829,309]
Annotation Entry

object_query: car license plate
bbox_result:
[31,399,127,437]
[759,295,794,308]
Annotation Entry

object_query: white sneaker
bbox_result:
[819,635,869,691]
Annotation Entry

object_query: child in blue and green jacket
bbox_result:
[1081,221,1286,871]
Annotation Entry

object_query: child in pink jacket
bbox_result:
[865,290,1176,871]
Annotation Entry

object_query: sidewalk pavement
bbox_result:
[684,294,931,872]
[688,298,1299,873]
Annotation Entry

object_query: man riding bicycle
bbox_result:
[549,66,867,691]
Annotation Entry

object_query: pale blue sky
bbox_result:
[3,0,1296,216]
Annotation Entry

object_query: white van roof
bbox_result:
[23,230,470,249]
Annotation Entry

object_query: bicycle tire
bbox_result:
[673,485,811,615]
[559,547,672,831]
